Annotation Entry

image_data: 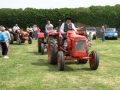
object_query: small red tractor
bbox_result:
[9,29,32,45]
[37,32,47,55]
[47,30,99,71]
[37,30,58,55]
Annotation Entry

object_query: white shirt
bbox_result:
[45,24,53,32]
[13,26,20,32]
[29,28,33,32]
[33,27,37,31]
[60,22,77,34]
[4,31,11,40]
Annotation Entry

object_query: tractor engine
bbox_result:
[67,30,87,57]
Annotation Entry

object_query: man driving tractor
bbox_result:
[60,17,77,34]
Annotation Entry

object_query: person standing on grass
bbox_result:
[33,25,38,39]
[100,25,105,42]
[29,26,33,38]
[45,20,54,38]
[0,26,9,58]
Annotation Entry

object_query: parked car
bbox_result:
[86,27,97,40]
[104,28,118,40]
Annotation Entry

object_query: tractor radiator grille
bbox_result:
[74,40,84,51]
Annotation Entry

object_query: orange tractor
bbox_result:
[37,32,46,55]
[47,30,99,71]
[9,29,32,45]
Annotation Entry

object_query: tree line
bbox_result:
[0,4,120,31]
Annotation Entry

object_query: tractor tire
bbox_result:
[16,37,21,45]
[28,37,32,44]
[57,51,64,71]
[10,33,14,44]
[89,51,99,70]
[41,43,44,55]
[48,36,58,64]
[38,39,42,52]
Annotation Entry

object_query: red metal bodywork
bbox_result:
[38,32,44,39]
[47,30,91,60]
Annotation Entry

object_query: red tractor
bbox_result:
[37,32,47,55]
[47,30,99,71]
[9,29,32,45]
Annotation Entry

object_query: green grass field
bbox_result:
[0,38,120,90]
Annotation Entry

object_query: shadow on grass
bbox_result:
[26,51,47,55]
[9,43,26,45]
[31,59,91,71]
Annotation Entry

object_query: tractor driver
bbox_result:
[13,24,20,33]
[60,17,77,34]
[60,17,77,40]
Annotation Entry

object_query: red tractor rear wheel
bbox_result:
[57,51,64,71]
[48,36,58,64]
[38,39,42,52]
[89,51,99,70]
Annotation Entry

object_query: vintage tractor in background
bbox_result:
[9,29,32,45]
[47,30,99,71]
[37,32,47,55]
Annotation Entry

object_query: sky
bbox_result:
[0,0,120,9]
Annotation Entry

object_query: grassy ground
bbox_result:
[0,38,120,90]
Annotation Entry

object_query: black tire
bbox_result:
[41,43,44,55]
[16,37,21,45]
[48,36,58,64]
[28,37,32,44]
[77,60,88,64]
[89,51,99,70]
[10,33,14,44]
[57,51,64,71]
[38,39,42,52]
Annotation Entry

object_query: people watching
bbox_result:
[29,26,33,38]
[33,25,38,39]
[0,26,9,58]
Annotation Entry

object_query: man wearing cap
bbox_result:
[60,17,77,34]
[59,17,77,48]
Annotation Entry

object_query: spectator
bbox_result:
[26,26,30,31]
[33,25,38,39]
[37,27,41,34]
[100,25,105,42]
[0,26,9,58]
[88,32,92,41]
[4,27,11,42]
[29,26,33,38]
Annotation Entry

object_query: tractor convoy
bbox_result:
[38,29,99,71]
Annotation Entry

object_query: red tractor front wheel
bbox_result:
[57,51,64,71]
[89,51,99,70]
[41,43,44,55]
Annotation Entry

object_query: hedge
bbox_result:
[0,4,120,31]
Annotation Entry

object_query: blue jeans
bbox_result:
[102,33,105,42]
[33,31,37,39]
